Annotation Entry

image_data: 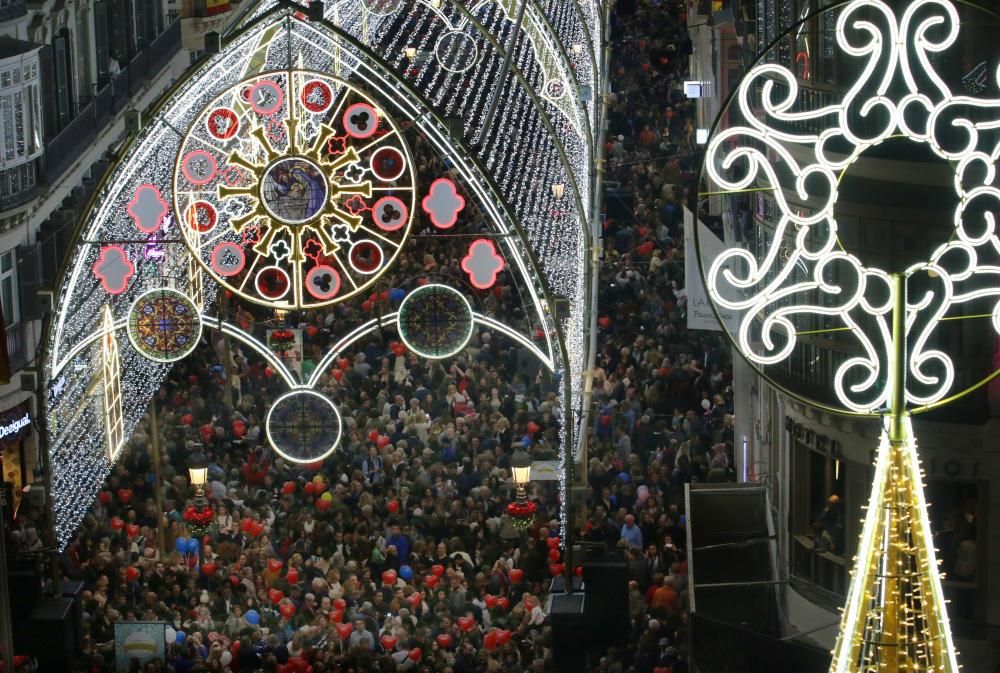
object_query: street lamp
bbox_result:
[510,450,532,500]
[187,452,208,500]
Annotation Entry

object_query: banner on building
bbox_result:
[529,461,560,481]
[684,207,740,333]
[114,622,166,672]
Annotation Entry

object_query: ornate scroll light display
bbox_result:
[697,1,1000,671]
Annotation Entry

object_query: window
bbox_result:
[0,249,18,326]
[0,50,42,168]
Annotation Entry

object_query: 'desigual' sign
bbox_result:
[0,401,32,445]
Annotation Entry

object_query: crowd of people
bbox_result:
[5,1,735,672]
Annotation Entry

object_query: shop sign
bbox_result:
[0,402,31,445]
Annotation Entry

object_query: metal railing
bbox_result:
[5,322,28,372]
[41,19,181,185]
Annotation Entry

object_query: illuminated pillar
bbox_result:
[101,305,125,461]
[830,276,958,673]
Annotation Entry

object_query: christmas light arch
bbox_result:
[41,6,582,548]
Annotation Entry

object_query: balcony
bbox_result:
[5,321,27,372]
[41,19,181,185]
[0,0,26,23]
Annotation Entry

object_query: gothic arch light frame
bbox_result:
[41,7,581,548]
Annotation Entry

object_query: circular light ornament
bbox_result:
[265,390,343,463]
[173,71,416,310]
[697,0,1000,417]
[397,284,474,359]
[434,31,479,74]
[126,288,202,362]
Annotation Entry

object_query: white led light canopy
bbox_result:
[696,1,1000,672]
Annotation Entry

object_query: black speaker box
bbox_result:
[6,557,41,621]
[547,591,586,673]
[582,553,629,644]
[16,597,76,672]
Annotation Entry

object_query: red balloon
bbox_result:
[331,368,344,381]
[282,481,297,495]
[181,413,194,426]
[496,629,512,645]
[377,435,391,449]
[330,609,344,624]
[126,524,140,538]
[484,594,498,609]
[305,325,319,337]
[548,549,560,562]
[251,522,264,537]
[386,499,400,513]
[264,367,274,378]
[287,568,299,584]
[483,630,498,650]
[457,616,475,632]
[431,564,445,577]
[367,430,380,443]
[269,588,285,604]
[98,491,112,504]
[381,569,397,586]
[316,498,331,512]
[546,537,560,549]
[390,341,406,356]
[424,575,439,589]
[407,592,422,608]
[117,488,133,504]
[361,300,374,312]
[126,566,139,581]
[549,563,563,576]
[202,562,217,576]
[333,598,347,611]
[279,603,296,619]
[337,358,350,370]
[241,518,254,533]
[268,559,284,574]
[575,566,583,577]
[408,648,422,662]
[509,568,524,583]
[497,597,509,610]
[597,317,611,329]
[436,633,453,649]
[230,575,240,585]
[232,420,246,438]
[336,624,353,639]
[380,635,398,651]
[110,516,125,531]
[304,482,317,495]
[527,421,540,435]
